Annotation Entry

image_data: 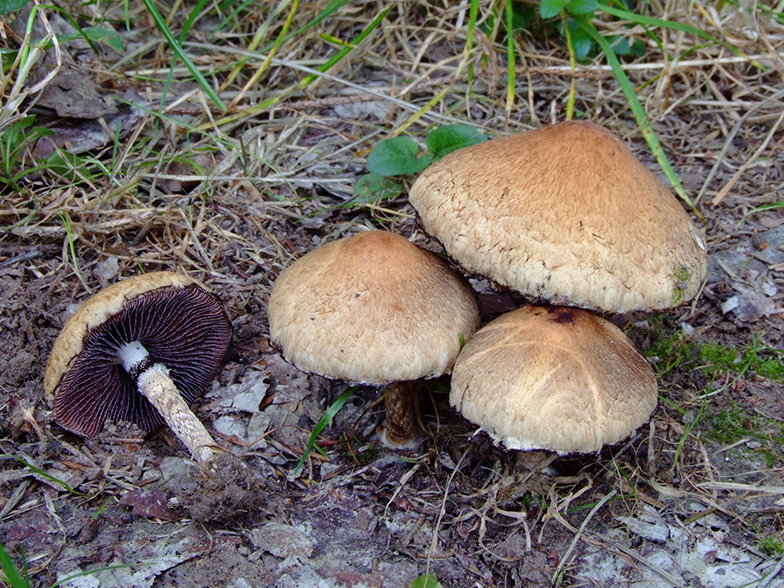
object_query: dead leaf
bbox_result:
[119,488,180,522]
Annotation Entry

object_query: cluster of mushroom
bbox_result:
[43,120,708,469]
[408,120,707,454]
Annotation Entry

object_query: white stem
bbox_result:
[118,342,218,465]
[118,341,149,372]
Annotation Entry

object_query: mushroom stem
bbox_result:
[119,341,218,465]
[378,382,420,449]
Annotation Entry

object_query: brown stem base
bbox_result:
[377,381,421,449]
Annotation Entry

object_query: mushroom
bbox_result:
[267,230,480,448]
[44,271,232,465]
[450,305,657,454]
[409,120,707,314]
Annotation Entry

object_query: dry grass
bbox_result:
[2,0,784,586]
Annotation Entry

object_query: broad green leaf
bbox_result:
[2,117,51,162]
[539,0,571,19]
[509,2,535,31]
[566,20,593,60]
[366,137,432,176]
[610,36,631,55]
[566,0,598,16]
[0,0,29,16]
[426,124,487,162]
[46,151,94,184]
[410,573,443,588]
[352,172,404,202]
[58,26,124,52]
[2,116,36,154]
[84,26,124,52]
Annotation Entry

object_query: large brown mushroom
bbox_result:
[267,230,480,448]
[409,120,707,314]
[44,271,232,465]
[450,305,657,454]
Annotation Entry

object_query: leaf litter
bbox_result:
[1,0,784,586]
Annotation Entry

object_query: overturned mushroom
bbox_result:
[268,230,480,448]
[44,271,232,465]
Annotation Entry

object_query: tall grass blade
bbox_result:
[158,0,213,115]
[297,6,391,89]
[505,0,516,121]
[599,4,745,57]
[5,454,75,493]
[466,0,479,83]
[226,0,299,110]
[294,387,355,476]
[140,0,226,111]
[282,0,353,47]
[0,541,27,588]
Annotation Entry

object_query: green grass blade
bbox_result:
[219,0,342,93]
[219,0,295,94]
[293,387,355,476]
[49,564,133,588]
[3,454,75,493]
[35,5,101,54]
[226,0,299,110]
[297,6,391,90]
[0,542,27,588]
[212,0,256,36]
[140,0,226,111]
[562,15,577,120]
[282,0,352,48]
[217,4,389,125]
[505,0,516,120]
[157,0,212,118]
[598,4,744,57]
[466,0,479,83]
[575,16,702,220]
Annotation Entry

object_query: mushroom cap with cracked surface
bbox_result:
[450,305,657,454]
[44,271,232,436]
[268,230,481,385]
[409,120,707,313]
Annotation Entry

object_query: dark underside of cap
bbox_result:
[55,284,232,436]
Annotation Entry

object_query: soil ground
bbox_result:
[1,1,784,587]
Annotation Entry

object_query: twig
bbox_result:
[758,556,784,588]
[0,248,42,268]
[426,448,470,579]
[552,490,616,586]
[711,108,784,205]
[696,87,784,204]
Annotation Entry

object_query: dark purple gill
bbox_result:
[55,284,232,435]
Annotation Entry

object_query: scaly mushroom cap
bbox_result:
[450,305,657,454]
[44,271,232,436]
[268,230,480,384]
[409,121,707,313]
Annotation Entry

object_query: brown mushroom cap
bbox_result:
[450,305,657,454]
[45,271,232,437]
[268,230,480,385]
[409,121,707,313]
